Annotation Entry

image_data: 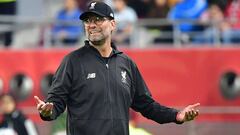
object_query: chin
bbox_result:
[90,39,105,46]
[90,41,103,46]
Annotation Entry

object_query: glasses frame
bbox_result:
[83,16,110,26]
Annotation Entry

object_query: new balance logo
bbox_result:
[87,73,96,79]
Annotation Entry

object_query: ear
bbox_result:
[110,20,116,31]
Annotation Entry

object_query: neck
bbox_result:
[90,40,113,57]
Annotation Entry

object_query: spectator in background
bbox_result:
[51,0,83,46]
[168,0,181,7]
[104,0,114,7]
[0,0,17,48]
[127,0,152,18]
[0,93,38,135]
[112,0,137,45]
[127,0,179,19]
[207,0,228,9]
[223,0,240,44]
[146,0,174,44]
[193,3,229,44]
[168,0,207,32]
[192,1,240,45]
[168,0,208,43]
[75,0,89,11]
[148,0,170,18]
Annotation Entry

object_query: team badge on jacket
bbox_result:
[90,2,97,9]
[121,71,127,83]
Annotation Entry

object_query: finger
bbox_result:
[190,109,195,116]
[49,103,54,110]
[186,109,200,121]
[34,96,44,104]
[41,107,53,117]
[187,115,192,121]
[37,103,45,110]
[187,111,196,120]
[194,110,199,116]
[185,112,191,121]
[44,103,53,112]
[186,109,192,116]
[191,111,199,120]
[187,111,192,117]
[42,102,54,111]
[44,105,50,112]
[41,109,50,116]
[41,103,49,111]
[185,111,190,119]
[190,103,200,108]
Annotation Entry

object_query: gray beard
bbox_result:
[88,33,107,46]
[89,38,106,46]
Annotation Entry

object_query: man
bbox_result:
[51,0,83,46]
[34,1,200,135]
[0,93,38,135]
[112,0,137,45]
[0,0,17,47]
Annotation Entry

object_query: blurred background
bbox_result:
[0,0,240,135]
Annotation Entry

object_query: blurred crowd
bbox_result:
[0,93,38,135]
[0,0,240,48]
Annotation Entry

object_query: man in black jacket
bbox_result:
[34,1,200,135]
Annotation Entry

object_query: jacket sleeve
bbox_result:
[130,62,181,124]
[40,54,73,121]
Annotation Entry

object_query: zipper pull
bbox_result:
[106,64,109,69]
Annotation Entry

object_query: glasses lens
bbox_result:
[83,16,107,25]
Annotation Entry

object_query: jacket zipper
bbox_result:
[105,61,114,134]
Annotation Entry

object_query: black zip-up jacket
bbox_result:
[40,41,180,135]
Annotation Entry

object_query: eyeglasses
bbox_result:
[83,16,109,26]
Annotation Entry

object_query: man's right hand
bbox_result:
[34,96,54,117]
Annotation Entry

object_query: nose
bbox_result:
[88,20,97,28]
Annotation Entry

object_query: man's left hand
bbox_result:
[176,103,200,123]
